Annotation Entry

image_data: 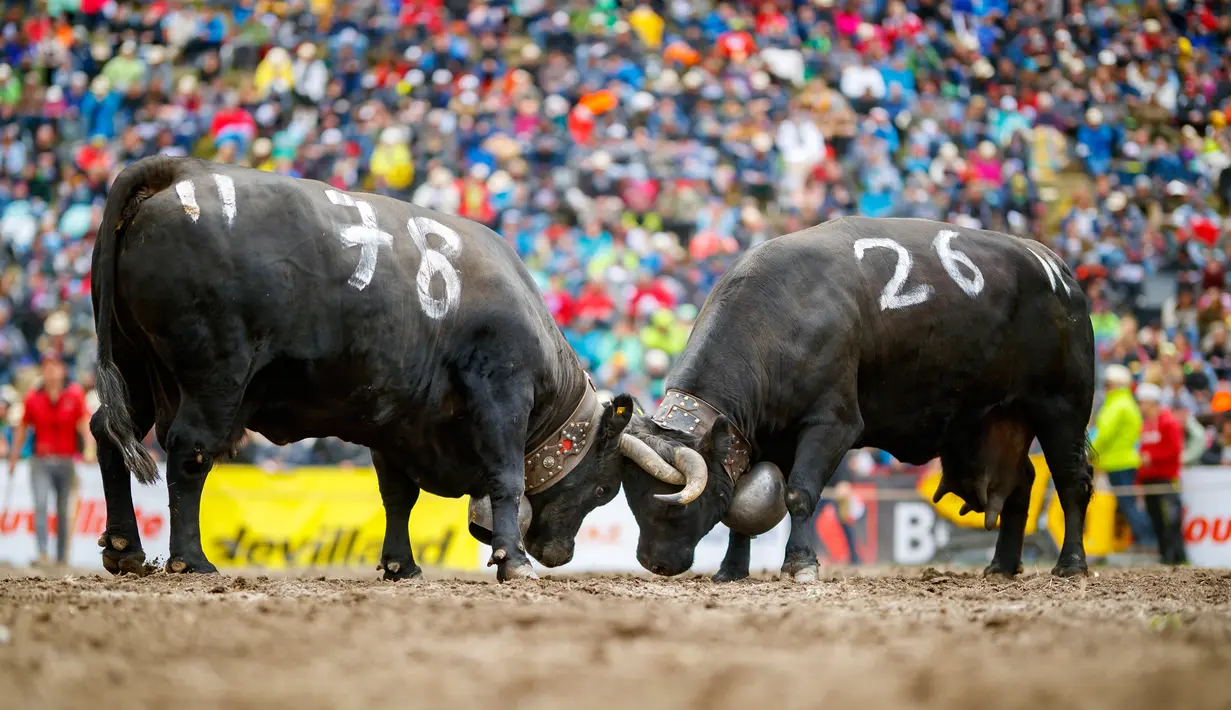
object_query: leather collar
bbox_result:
[523,376,602,496]
[650,389,751,480]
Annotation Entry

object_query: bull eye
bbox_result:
[595,485,610,498]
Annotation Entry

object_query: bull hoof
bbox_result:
[781,556,819,584]
[711,567,750,583]
[379,559,423,582]
[99,533,148,576]
[497,562,539,583]
[982,561,1024,578]
[165,556,219,575]
[1050,561,1089,578]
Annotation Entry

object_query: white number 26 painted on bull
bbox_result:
[326,189,462,320]
[853,230,984,312]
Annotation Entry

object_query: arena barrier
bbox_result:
[0,460,1227,571]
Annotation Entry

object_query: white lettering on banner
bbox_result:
[175,180,200,222]
[933,230,984,298]
[326,189,395,291]
[1025,244,1072,296]
[1179,466,1231,568]
[0,462,171,569]
[893,501,939,565]
[853,237,933,311]
[406,216,463,320]
[213,174,237,228]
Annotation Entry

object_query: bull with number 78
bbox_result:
[88,156,652,582]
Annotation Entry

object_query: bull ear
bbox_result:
[707,414,735,460]
[600,393,637,441]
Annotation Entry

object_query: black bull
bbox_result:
[89,156,637,580]
[616,217,1097,581]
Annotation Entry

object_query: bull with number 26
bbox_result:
[89,156,639,582]
[616,217,1097,582]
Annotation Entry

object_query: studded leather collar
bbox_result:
[523,376,602,496]
[650,389,751,480]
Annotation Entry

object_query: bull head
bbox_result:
[469,393,636,568]
[617,416,785,576]
[621,433,786,534]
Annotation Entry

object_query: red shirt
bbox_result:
[22,384,87,457]
[1139,408,1183,483]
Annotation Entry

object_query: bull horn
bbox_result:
[620,434,686,485]
[654,448,708,506]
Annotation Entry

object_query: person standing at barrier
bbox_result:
[1091,364,1155,550]
[1134,384,1189,566]
[5,354,93,566]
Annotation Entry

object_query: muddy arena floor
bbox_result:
[1,565,1228,710]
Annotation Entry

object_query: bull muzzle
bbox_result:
[721,461,788,536]
[467,493,532,545]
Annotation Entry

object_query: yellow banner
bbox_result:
[198,465,479,571]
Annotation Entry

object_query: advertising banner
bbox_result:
[1179,466,1231,568]
[0,463,479,573]
[0,462,170,568]
[198,466,478,572]
[3,461,1226,573]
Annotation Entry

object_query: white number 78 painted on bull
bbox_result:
[853,230,984,312]
[325,189,463,320]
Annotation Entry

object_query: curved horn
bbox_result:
[620,434,685,485]
[654,447,708,506]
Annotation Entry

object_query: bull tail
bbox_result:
[94,156,181,485]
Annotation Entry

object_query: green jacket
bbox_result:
[1090,388,1142,472]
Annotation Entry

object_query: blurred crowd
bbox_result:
[3,0,1231,471]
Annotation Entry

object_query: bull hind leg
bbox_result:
[984,454,1036,578]
[91,358,156,575]
[372,450,423,582]
[162,395,247,575]
[1032,409,1093,578]
[936,412,1033,577]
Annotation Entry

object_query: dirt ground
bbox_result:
[1,565,1228,710]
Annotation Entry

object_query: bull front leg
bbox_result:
[712,532,751,582]
[372,449,423,581]
[782,414,861,583]
[463,373,537,582]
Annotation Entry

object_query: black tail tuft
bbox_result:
[95,360,159,484]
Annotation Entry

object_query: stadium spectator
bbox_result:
[1091,364,1154,550]
[6,353,91,566]
[1134,383,1188,566]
